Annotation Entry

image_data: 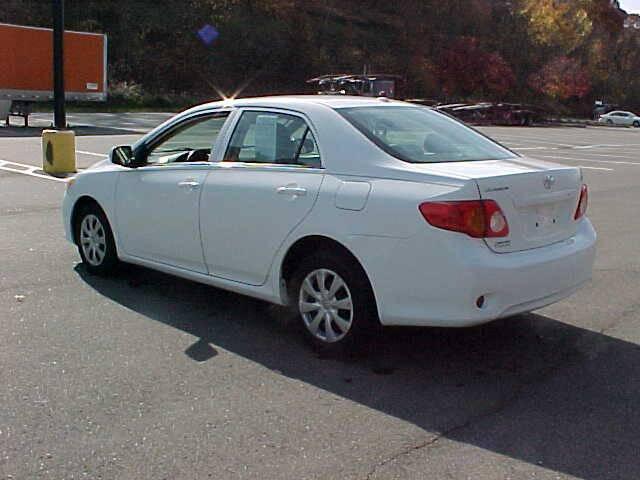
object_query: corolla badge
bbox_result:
[544,174,556,190]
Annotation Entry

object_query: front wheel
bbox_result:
[289,251,379,352]
[633,121,640,128]
[74,204,118,275]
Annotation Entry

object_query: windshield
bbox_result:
[337,106,516,163]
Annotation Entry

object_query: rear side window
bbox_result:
[337,106,515,163]
[224,111,321,167]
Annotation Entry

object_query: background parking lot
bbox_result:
[1,116,639,479]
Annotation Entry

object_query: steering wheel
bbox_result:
[185,149,210,163]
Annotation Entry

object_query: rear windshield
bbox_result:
[337,106,516,163]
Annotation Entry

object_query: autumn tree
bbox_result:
[529,56,591,100]
[438,37,516,100]
[518,0,594,53]
[1,0,639,111]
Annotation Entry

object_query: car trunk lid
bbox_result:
[473,161,582,253]
[403,158,582,253]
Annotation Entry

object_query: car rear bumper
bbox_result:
[359,218,596,327]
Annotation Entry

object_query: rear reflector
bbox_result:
[574,184,588,220]
[419,200,509,238]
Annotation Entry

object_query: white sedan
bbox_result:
[63,96,596,350]
[598,110,640,127]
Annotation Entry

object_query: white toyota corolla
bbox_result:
[63,96,596,350]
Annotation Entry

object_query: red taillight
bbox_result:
[419,200,509,238]
[574,184,588,220]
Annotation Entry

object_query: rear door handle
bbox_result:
[178,180,200,189]
[276,186,307,196]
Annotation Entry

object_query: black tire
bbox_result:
[74,203,118,275]
[634,121,640,128]
[288,250,380,353]
[606,119,613,125]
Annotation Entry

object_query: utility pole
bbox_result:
[42,0,75,176]
[52,0,66,128]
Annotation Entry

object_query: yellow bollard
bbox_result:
[42,129,76,175]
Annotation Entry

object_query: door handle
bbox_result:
[178,180,200,189]
[276,186,307,196]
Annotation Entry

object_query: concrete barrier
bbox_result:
[42,129,76,175]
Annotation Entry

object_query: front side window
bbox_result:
[145,114,229,165]
[224,111,321,167]
[337,106,516,163]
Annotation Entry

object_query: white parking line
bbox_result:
[496,137,577,148]
[513,143,640,153]
[76,150,106,157]
[538,155,639,166]
[577,166,614,171]
[572,143,640,149]
[0,159,71,182]
[516,147,554,151]
[573,152,639,160]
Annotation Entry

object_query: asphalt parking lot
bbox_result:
[1,114,639,480]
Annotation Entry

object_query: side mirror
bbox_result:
[109,145,133,166]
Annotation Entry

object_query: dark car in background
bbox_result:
[308,74,403,99]
[436,102,546,126]
[307,77,548,127]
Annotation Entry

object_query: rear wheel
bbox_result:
[74,204,118,275]
[606,119,613,125]
[289,251,379,352]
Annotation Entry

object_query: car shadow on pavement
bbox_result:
[77,263,639,480]
[0,125,139,137]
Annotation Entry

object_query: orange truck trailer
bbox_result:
[0,23,107,126]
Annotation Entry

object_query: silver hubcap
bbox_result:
[298,269,354,343]
[80,214,107,266]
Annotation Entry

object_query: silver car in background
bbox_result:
[599,110,640,127]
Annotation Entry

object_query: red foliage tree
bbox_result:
[529,56,591,100]
[438,37,516,99]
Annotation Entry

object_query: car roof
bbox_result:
[187,95,414,113]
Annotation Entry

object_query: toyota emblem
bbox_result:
[544,175,555,190]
